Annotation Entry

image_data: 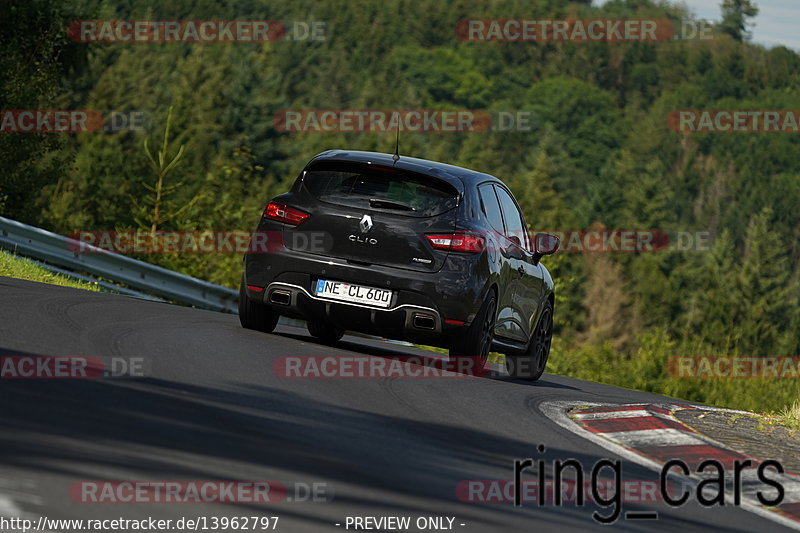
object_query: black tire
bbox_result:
[449,291,497,375]
[306,321,345,342]
[506,300,553,381]
[238,281,279,333]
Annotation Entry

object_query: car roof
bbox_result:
[307,150,502,189]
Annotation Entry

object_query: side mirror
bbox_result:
[534,232,559,258]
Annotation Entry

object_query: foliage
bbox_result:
[719,0,760,42]
[135,106,198,234]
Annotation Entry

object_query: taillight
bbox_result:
[426,232,485,253]
[264,202,309,225]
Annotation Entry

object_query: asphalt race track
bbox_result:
[0,276,792,532]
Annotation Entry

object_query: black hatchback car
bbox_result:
[240,150,559,379]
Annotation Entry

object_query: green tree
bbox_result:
[0,0,90,223]
[719,0,759,42]
[734,208,795,355]
[680,230,739,351]
[134,107,200,235]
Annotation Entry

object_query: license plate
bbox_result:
[314,279,393,308]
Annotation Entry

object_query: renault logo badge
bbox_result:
[359,214,373,233]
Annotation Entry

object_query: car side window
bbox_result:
[495,186,530,251]
[478,184,504,233]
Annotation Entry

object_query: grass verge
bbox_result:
[0,250,101,292]
[775,400,800,431]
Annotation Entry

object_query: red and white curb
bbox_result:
[540,400,800,531]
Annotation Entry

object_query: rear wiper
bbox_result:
[369,198,416,211]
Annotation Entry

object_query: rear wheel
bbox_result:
[238,281,279,333]
[505,300,553,381]
[307,321,345,342]
[449,292,496,375]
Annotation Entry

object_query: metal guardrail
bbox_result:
[0,216,238,313]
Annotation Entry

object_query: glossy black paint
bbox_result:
[242,150,556,352]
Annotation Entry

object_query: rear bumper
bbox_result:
[265,280,447,343]
[243,247,488,347]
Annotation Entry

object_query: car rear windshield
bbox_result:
[302,161,459,217]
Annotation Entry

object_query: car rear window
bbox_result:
[302,161,459,217]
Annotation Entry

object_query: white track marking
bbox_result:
[603,428,709,447]
[572,410,653,420]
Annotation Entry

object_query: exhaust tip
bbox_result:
[269,289,291,305]
[412,313,436,330]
